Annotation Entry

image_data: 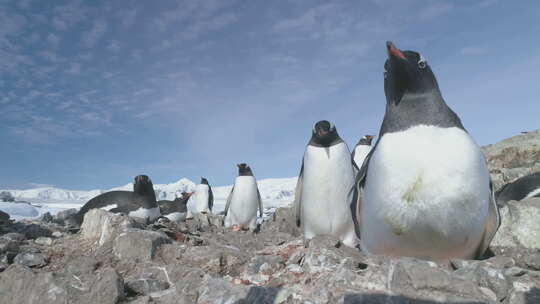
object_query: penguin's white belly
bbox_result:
[525,188,540,200]
[225,176,260,226]
[361,126,490,259]
[353,145,372,169]
[166,212,187,222]
[129,207,161,221]
[194,185,210,213]
[301,144,357,244]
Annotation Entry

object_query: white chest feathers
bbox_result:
[300,143,358,247]
[353,144,372,169]
[193,184,210,213]
[361,125,490,259]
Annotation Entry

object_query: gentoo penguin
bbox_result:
[351,41,500,260]
[294,120,359,247]
[191,177,214,214]
[496,171,540,206]
[224,163,263,231]
[158,191,193,222]
[352,135,375,170]
[67,175,160,226]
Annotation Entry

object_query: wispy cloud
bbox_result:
[65,62,81,75]
[180,13,238,40]
[119,8,137,28]
[81,19,107,48]
[46,33,60,47]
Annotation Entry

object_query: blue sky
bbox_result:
[1,0,539,190]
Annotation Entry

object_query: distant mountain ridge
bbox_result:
[0,177,298,204]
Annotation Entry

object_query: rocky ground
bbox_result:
[482,130,540,190]
[0,130,539,304]
[0,199,539,304]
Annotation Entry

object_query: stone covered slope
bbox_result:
[483,129,540,190]
[1,199,540,304]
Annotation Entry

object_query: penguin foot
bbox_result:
[232,224,242,232]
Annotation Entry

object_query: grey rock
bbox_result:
[13,252,47,268]
[113,229,171,262]
[65,256,100,277]
[39,212,53,223]
[196,278,250,303]
[81,209,136,246]
[34,237,53,246]
[482,129,540,190]
[505,267,528,277]
[0,191,15,202]
[302,236,361,274]
[492,198,540,249]
[89,268,124,304]
[455,264,510,302]
[241,255,285,285]
[264,207,301,237]
[524,252,540,271]
[125,278,169,296]
[505,273,540,304]
[0,264,69,304]
[0,252,17,264]
[0,263,124,304]
[0,238,19,254]
[54,208,78,225]
[188,212,224,231]
[1,232,25,242]
[0,210,9,223]
[19,223,52,239]
[123,296,152,304]
[52,231,63,238]
[179,244,248,277]
[390,258,489,301]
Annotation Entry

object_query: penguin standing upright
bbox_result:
[224,163,263,231]
[294,120,358,247]
[192,177,214,214]
[352,135,375,171]
[352,42,500,260]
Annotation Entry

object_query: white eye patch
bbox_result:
[418,54,427,69]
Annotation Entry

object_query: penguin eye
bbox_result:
[384,71,388,79]
[418,54,427,69]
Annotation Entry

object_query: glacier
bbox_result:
[0,177,298,220]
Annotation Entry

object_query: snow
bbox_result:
[0,177,298,220]
[0,201,40,220]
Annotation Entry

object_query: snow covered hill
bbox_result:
[0,177,298,220]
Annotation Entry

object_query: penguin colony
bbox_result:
[70,41,526,261]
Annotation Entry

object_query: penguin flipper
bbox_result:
[294,161,304,228]
[476,179,502,258]
[257,188,263,218]
[350,140,379,240]
[224,186,234,216]
[351,146,360,171]
[208,185,214,212]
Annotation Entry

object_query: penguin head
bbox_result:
[177,191,192,204]
[237,163,254,176]
[133,175,156,200]
[200,177,209,185]
[384,41,439,105]
[311,120,340,147]
[358,135,375,146]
